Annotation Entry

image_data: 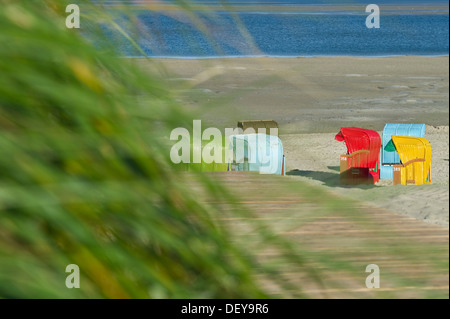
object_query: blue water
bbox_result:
[99,10,449,57]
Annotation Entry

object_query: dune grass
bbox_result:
[0,0,267,298]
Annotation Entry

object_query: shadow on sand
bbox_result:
[287,169,378,189]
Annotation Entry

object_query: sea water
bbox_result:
[94,2,449,57]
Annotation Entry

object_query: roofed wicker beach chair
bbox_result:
[335,127,381,185]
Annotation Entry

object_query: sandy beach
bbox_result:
[136,56,449,227]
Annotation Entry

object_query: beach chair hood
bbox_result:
[335,127,381,167]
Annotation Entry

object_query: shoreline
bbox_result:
[104,3,449,13]
[126,54,450,59]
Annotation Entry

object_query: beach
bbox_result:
[2,0,448,300]
[136,56,449,227]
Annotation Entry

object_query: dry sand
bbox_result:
[136,56,449,227]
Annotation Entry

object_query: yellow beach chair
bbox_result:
[391,136,432,185]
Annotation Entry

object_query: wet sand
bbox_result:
[141,56,449,133]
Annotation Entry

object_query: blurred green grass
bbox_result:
[0,0,267,298]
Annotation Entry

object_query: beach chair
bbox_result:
[388,136,432,185]
[228,133,285,175]
[335,127,381,184]
[380,123,426,179]
[237,120,279,136]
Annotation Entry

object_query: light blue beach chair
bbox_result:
[228,133,285,175]
[379,123,426,179]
